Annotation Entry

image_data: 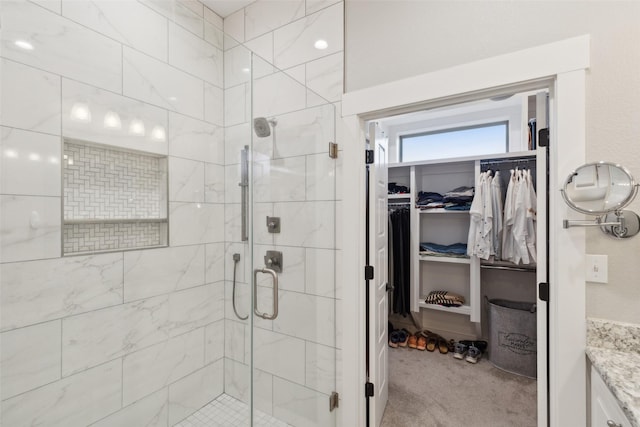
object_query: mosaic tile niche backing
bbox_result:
[63,141,168,255]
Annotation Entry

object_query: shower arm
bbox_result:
[240,146,249,242]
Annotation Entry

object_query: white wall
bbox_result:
[0,1,225,425]
[345,0,640,324]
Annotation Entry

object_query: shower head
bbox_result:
[253,117,271,138]
[253,117,277,138]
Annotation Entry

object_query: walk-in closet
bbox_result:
[371,89,548,426]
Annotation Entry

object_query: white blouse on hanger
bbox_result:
[467,171,493,260]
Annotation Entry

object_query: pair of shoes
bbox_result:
[388,325,411,348]
[408,333,427,350]
[397,329,410,347]
[453,340,488,363]
[453,341,469,359]
[419,331,449,354]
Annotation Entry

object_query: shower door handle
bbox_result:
[253,267,279,320]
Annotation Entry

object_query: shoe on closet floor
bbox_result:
[416,335,428,351]
[408,334,418,349]
[388,323,399,348]
[465,341,488,364]
[453,341,471,360]
[397,329,410,347]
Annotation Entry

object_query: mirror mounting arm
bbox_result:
[562,217,622,229]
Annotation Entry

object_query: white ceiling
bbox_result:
[201,0,253,18]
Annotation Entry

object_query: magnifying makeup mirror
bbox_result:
[561,162,640,238]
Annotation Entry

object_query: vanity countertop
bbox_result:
[587,318,640,427]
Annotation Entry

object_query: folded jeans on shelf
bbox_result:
[419,242,468,255]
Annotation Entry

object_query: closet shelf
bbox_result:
[419,254,470,264]
[481,261,536,272]
[418,208,469,214]
[418,301,471,315]
[388,193,411,199]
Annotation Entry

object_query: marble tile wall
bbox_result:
[222,1,343,425]
[1,1,225,426]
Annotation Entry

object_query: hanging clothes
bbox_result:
[490,170,504,260]
[501,169,517,263]
[389,206,411,316]
[502,168,537,265]
[469,165,536,265]
[467,171,493,260]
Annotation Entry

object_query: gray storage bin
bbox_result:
[487,298,537,378]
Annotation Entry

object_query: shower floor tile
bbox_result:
[174,393,290,427]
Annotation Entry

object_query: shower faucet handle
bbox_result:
[264,250,283,273]
[266,216,280,233]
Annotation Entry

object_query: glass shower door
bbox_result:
[249,52,338,426]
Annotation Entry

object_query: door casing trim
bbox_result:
[339,34,590,427]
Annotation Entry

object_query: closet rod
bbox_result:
[480,264,536,273]
[480,157,536,167]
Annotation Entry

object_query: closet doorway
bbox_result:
[340,36,589,427]
[367,89,547,427]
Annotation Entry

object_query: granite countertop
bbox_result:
[587,318,640,427]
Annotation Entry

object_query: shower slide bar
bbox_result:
[240,145,249,242]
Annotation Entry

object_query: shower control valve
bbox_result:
[266,216,281,233]
[264,250,283,273]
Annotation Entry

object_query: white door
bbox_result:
[369,121,389,426]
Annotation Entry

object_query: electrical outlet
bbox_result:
[586,254,608,283]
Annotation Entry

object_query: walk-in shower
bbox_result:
[0,1,340,426]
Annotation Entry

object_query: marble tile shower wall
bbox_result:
[222,1,344,426]
[0,1,226,426]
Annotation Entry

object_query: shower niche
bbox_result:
[62,139,168,255]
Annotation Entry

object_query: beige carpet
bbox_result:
[380,345,537,427]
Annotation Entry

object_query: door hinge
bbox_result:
[329,391,339,411]
[365,265,374,280]
[329,142,338,159]
[365,382,375,397]
[538,282,549,302]
[538,128,549,147]
[365,149,374,164]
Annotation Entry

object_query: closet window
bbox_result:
[400,121,508,162]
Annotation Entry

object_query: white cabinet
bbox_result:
[591,366,632,427]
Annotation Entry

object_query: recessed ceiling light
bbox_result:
[28,153,41,162]
[241,67,250,74]
[314,39,328,50]
[14,39,34,50]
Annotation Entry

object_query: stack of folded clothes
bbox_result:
[388,182,410,194]
[415,186,474,211]
[415,191,444,209]
[442,186,474,210]
[419,242,468,258]
[424,290,466,307]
